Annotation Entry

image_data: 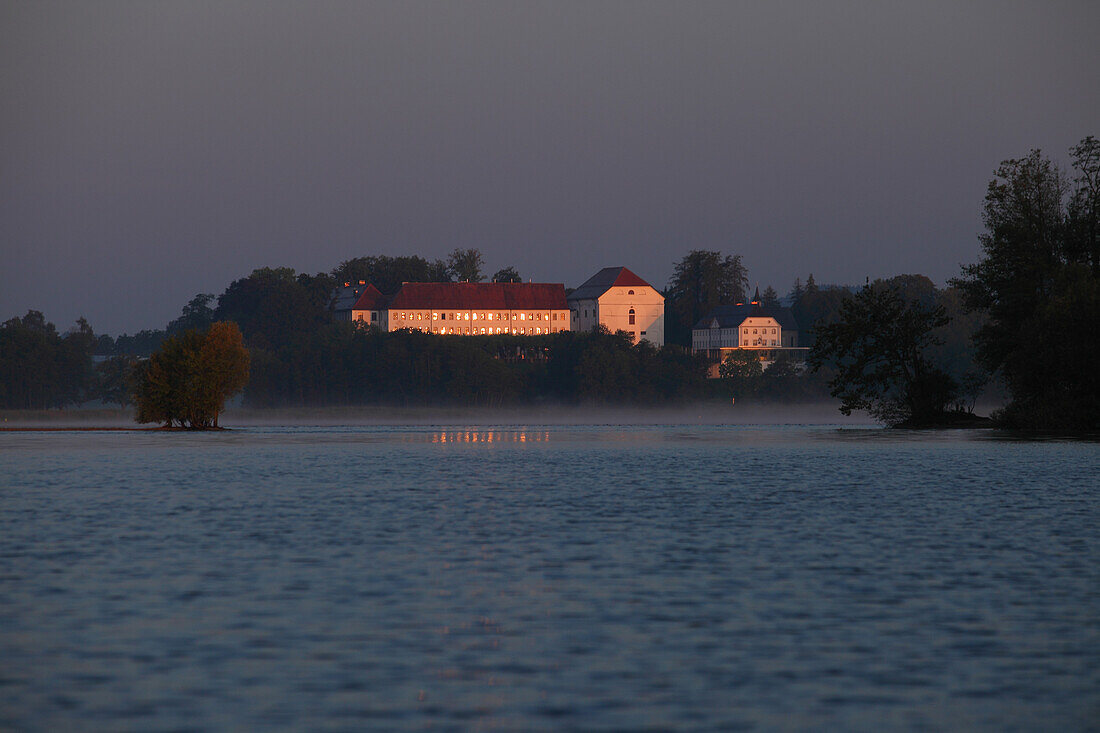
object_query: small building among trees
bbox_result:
[692,290,804,369]
[333,281,388,327]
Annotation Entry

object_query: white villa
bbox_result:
[567,267,665,346]
[692,291,804,365]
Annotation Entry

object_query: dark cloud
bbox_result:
[2,0,1098,334]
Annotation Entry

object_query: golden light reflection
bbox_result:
[428,430,550,443]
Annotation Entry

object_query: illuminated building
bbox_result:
[567,267,665,346]
[334,281,570,335]
[691,289,805,369]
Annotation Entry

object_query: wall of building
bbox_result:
[385,308,570,335]
[351,310,384,328]
[693,326,739,353]
[569,298,599,333]
[570,286,665,346]
[737,317,781,347]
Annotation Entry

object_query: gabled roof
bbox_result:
[387,282,567,311]
[692,303,800,332]
[333,282,386,312]
[566,267,658,301]
[351,284,387,310]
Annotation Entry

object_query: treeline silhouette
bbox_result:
[246,326,713,407]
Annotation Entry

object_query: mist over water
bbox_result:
[2,401,878,428]
[2,425,1097,729]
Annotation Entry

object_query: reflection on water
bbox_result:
[429,430,551,443]
[0,426,1097,730]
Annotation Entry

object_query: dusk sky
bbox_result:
[2,1,1098,335]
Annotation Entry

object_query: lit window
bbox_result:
[520,313,526,321]
[355,314,363,321]
[481,327,486,334]
[465,313,470,320]
[432,312,438,320]
[401,312,406,320]
[472,312,477,320]
[417,313,422,320]
[488,313,493,321]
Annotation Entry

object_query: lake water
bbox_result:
[1,424,1098,730]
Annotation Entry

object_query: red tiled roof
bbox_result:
[352,284,387,310]
[611,268,650,288]
[567,267,657,301]
[388,282,567,311]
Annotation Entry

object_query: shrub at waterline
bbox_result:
[133,322,250,429]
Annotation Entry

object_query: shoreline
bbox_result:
[2,402,883,428]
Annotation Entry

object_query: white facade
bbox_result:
[568,268,665,346]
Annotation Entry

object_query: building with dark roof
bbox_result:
[334,282,388,327]
[567,267,665,346]
[692,291,803,362]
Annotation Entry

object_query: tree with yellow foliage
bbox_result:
[133,321,249,429]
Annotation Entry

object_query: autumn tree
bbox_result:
[134,322,250,429]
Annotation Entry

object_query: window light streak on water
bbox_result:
[0,425,1098,730]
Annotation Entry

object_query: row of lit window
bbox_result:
[429,431,551,443]
[743,328,777,334]
[397,311,563,322]
[399,326,561,335]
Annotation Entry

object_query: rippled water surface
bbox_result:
[1,425,1098,730]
